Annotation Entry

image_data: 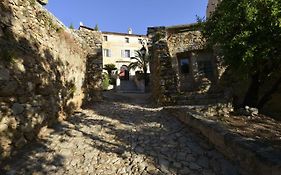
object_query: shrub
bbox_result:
[102,73,110,90]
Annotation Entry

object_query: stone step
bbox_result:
[118,80,141,92]
[174,93,227,105]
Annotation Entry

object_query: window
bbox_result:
[121,50,131,58]
[103,49,111,57]
[179,58,190,74]
[125,37,129,43]
[125,50,130,57]
[198,60,213,77]
[103,36,108,41]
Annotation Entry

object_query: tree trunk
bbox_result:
[243,71,260,107]
[257,75,281,109]
[143,66,148,86]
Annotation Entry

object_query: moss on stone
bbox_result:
[29,0,36,6]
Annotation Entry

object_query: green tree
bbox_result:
[103,64,117,76]
[129,49,149,86]
[94,24,99,31]
[103,64,117,85]
[69,23,74,29]
[202,0,281,109]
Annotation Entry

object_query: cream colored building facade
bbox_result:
[102,30,148,76]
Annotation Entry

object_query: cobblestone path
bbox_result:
[1,97,241,175]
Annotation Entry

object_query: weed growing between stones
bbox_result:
[36,10,62,32]
[29,0,36,6]
[68,83,77,97]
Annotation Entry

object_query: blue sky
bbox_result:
[46,0,208,35]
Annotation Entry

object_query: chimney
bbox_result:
[128,28,133,34]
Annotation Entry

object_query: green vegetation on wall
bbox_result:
[36,11,63,32]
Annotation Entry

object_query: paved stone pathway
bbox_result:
[1,95,241,175]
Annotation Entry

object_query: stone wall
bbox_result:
[147,27,178,105]
[166,25,218,93]
[164,106,281,175]
[148,24,221,105]
[75,26,103,103]
[37,0,48,5]
[0,0,101,160]
[166,25,205,55]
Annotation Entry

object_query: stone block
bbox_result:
[0,67,10,81]
[0,123,9,132]
[10,57,24,72]
[0,81,18,97]
[37,0,48,5]
[0,28,3,37]
[11,103,24,115]
[15,136,27,148]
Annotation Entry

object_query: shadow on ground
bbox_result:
[1,91,239,175]
[0,141,65,174]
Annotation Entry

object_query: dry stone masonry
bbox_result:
[0,0,102,160]
[147,27,178,105]
[148,24,223,106]
[75,26,103,103]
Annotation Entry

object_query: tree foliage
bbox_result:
[69,23,74,29]
[202,0,281,108]
[129,50,150,85]
[129,51,149,72]
[94,24,99,31]
[103,64,117,75]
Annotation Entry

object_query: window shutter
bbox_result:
[131,50,134,57]
[121,50,124,58]
[128,50,131,58]
[109,49,111,57]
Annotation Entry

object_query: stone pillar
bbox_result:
[206,0,221,18]
[147,27,178,105]
[75,28,103,103]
